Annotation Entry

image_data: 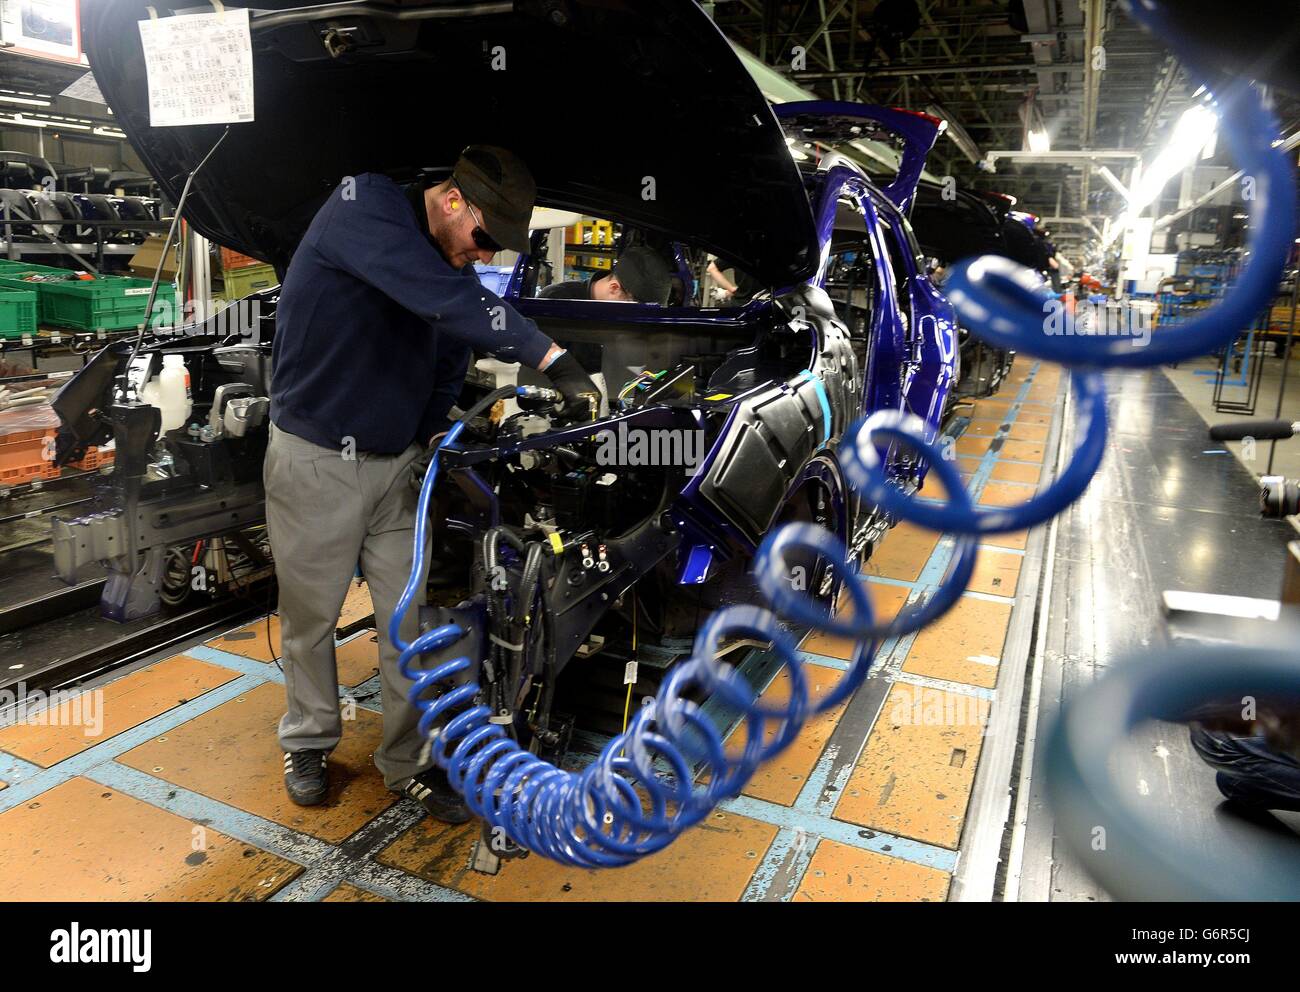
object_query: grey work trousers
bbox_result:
[264,422,431,790]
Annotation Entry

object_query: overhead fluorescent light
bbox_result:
[1127,104,1218,210]
[1027,128,1051,153]
[0,94,51,107]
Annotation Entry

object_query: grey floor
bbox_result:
[1013,365,1300,901]
[1165,351,1300,481]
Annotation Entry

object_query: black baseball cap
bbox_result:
[451,145,536,254]
[614,246,673,305]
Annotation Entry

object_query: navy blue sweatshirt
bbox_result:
[270,172,553,454]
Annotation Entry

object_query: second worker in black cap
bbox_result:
[267,146,600,825]
[539,245,673,304]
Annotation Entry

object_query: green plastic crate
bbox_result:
[0,270,79,321]
[37,276,179,333]
[0,259,81,278]
[222,262,278,300]
[0,287,37,339]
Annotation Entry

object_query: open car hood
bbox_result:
[81,0,818,286]
[775,101,945,215]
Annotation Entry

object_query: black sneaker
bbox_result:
[403,767,472,824]
[283,750,329,806]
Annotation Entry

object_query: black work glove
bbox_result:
[409,435,443,495]
[543,351,600,423]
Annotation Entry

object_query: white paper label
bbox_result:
[623,661,638,686]
[138,9,255,128]
[61,71,107,106]
[124,287,152,296]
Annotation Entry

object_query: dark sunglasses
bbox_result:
[464,199,503,254]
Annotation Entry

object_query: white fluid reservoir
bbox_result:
[157,355,190,432]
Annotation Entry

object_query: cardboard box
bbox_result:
[128,235,182,281]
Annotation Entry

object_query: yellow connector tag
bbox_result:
[547,532,565,555]
[704,392,732,401]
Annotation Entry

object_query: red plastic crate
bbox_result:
[0,427,59,486]
[221,246,263,272]
[69,444,116,471]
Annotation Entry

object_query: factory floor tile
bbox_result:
[0,654,238,767]
[793,839,951,902]
[863,523,939,582]
[207,614,282,661]
[735,662,850,806]
[0,776,300,901]
[802,582,909,662]
[834,684,992,848]
[323,883,388,902]
[990,460,1043,484]
[116,681,396,844]
[966,549,1023,597]
[903,596,1012,690]
[377,809,777,902]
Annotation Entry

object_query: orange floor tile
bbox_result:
[0,655,238,768]
[794,839,951,902]
[966,418,1005,437]
[864,523,939,583]
[805,583,910,660]
[979,481,1037,507]
[1005,422,1049,442]
[207,616,281,662]
[970,399,1014,419]
[116,682,396,844]
[902,596,1011,689]
[338,581,375,629]
[323,883,387,902]
[999,438,1047,462]
[955,434,992,457]
[336,633,382,687]
[966,549,1022,598]
[0,777,300,901]
[736,663,849,806]
[983,528,1029,551]
[834,684,990,849]
[377,809,777,902]
[990,460,1042,484]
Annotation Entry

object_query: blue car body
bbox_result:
[452,103,958,620]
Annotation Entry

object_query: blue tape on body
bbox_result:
[798,369,832,442]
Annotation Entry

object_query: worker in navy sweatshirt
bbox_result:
[266,146,598,823]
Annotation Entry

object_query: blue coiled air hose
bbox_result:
[392,0,1296,867]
